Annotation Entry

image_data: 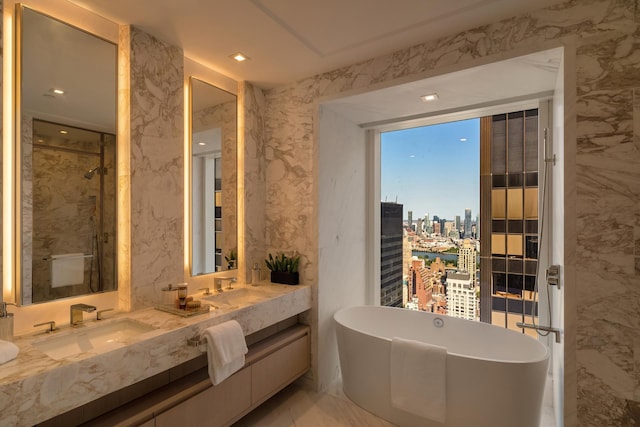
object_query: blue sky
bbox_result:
[381,118,480,222]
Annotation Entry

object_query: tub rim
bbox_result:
[334,305,550,365]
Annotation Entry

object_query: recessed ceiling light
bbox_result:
[198,142,206,146]
[460,138,467,142]
[51,88,65,95]
[420,93,438,102]
[59,130,68,134]
[230,52,250,62]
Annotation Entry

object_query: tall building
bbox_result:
[446,272,476,321]
[407,210,413,231]
[480,109,539,331]
[455,215,461,238]
[464,208,472,238]
[458,238,477,284]
[424,213,431,234]
[381,202,403,307]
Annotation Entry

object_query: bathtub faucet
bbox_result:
[516,322,561,343]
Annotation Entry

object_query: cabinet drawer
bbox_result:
[251,334,309,404]
[156,367,251,427]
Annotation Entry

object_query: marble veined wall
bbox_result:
[128,26,184,309]
[262,0,639,424]
[241,82,267,279]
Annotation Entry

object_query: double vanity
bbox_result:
[0,283,312,426]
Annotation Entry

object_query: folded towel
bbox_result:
[51,253,85,288]
[0,340,19,365]
[204,320,248,385]
[390,337,447,423]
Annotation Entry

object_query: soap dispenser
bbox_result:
[0,302,15,342]
[251,263,261,286]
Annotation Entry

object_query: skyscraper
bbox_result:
[458,238,477,284]
[424,213,431,234]
[446,272,476,321]
[464,208,472,238]
[381,202,403,307]
[407,210,413,231]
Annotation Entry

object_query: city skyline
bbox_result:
[380,118,480,221]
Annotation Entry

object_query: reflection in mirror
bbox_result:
[190,77,237,276]
[18,6,117,304]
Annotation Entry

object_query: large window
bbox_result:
[379,109,540,334]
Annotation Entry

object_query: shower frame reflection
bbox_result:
[22,119,117,304]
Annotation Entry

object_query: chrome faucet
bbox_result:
[70,303,96,326]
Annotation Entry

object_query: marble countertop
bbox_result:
[0,282,311,426]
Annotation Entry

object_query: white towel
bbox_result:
[390,337,447,423]
[51,253,85,288]
[204,320,248,385]
[0,340,19,365]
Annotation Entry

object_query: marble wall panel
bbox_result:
[20,116,33,305]
[241,82,267,280]
[261,0,640,423]
[128,27,184,309]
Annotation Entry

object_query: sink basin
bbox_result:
[32,318,156,360]
[202,287,269,308]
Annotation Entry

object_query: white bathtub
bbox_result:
[334,306,549,427]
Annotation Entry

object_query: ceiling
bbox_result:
[324,47,562,127]
[69,0,566,89]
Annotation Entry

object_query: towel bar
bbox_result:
[43,254,93,261]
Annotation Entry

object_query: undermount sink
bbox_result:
[32,318,157,360]
[202,286,269,308]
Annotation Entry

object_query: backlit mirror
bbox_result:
[190,77,237,275]
[17,6,117,304]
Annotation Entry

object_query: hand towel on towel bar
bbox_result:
[390,337,447,423]
[0,340,19,365]
[51,253,85,288]
[204,320,248,385]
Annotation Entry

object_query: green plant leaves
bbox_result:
[264,252,300,272]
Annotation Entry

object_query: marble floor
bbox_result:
[234,376,557,427]
[233,381,394,427]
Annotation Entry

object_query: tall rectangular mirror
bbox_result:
[16,5,117,304]
[190,77,237,275]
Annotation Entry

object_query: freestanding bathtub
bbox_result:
[334,306,550,427]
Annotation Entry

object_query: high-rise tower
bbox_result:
[464,208,472,238]
[458,238,477,284]
[381,202,403,307]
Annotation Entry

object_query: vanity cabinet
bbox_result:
[250,331,309,405]
[155,368,251,427]
[82,324,310,427]
[155,326,309,427]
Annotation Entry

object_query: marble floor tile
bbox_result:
[233,382,395,427]
[236,376,557,427]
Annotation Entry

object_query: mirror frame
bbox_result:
[187,75,238,278]
[9,2,119,305]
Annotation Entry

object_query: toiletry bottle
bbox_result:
[177,284,188,310]
[251,263,260,286]
[0,302,15,342]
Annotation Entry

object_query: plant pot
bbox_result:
[270,271,299,285]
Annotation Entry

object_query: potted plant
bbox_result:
[265,253,300,285]
[225,248,237,270]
